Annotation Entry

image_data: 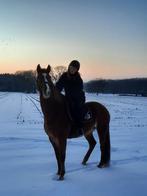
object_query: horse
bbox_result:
[36,64,111,180]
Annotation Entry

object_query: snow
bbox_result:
[0,92,147,196]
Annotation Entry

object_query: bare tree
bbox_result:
[51,66,67,82]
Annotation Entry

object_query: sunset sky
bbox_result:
[0,0,146,81]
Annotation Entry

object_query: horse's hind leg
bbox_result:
[82,133,97,165]
[97,124,110,168]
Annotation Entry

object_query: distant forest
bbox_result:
[0,70,147,96]
[0,71,36,93]
[0,66,66,93]
[85,78,147,96]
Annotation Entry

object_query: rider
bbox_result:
[56,60,85,130]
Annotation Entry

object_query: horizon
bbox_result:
[0,0,146,80]
[0,68,147,83]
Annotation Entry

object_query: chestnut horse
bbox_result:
[36,64,110,180]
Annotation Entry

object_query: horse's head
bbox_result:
[36,64,53,99]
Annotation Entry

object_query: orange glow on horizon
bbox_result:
[0,61,146,81]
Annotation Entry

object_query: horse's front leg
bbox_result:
[49,137,61,175]
[58,139,67,180]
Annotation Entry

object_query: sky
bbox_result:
[0,0,146,81]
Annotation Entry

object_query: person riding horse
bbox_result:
[36,64,110,180]
[56,60,85,131]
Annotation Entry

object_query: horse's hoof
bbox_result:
[97,162,110,168]
[82,161,87,165]
[58,176,64,181]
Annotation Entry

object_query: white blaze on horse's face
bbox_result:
[42,73,50,99]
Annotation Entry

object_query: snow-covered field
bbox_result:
[0,92,147,196]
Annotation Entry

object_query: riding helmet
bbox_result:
[69,60,80,71]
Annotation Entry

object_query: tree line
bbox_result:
[0,66,67,93]
[84,78,147,96]
[0,69,147,96]
[0,71,36,93]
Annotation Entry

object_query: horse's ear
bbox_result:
[37,64,41,73]
[47,65,51,73]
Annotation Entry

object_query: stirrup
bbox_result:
[84,111,92,120]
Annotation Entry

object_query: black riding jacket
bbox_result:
[56,72,85,105]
